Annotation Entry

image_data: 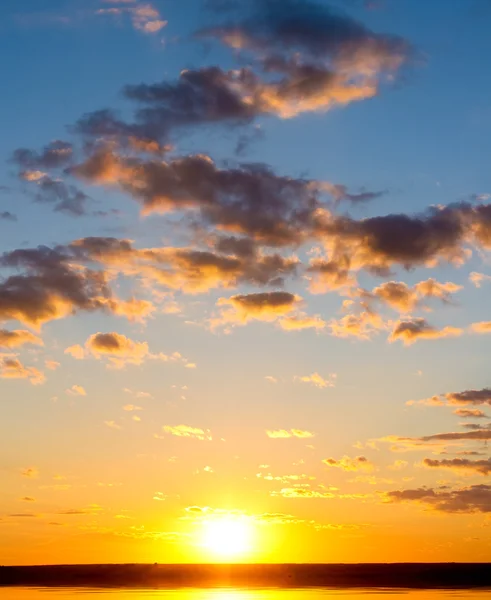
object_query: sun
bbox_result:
[202,517,252,558]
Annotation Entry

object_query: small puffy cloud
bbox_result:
[323,456,374,472]
[0,329,43,349]
[453,408,488,419]
[105,420,121,430]
[0,211,17,221]
[0,358,45,385]
[21,468,38,478]
[265,375,277,383]
[20,497,36,502]
[66,384,86,396]
[279,314,326,331]
[266,429,314,439]
[65,344,85,359]
[45,360,60,371]
[389,318,463,345]
[470,321,491,334]
[330,310,385,340]
[97,2,167,34]
[162,424,212,441]
[86,332,149,368]
[65,332,193,369]
[368,279,461,313]
[295,372,336,389]
[422,457,491,476]
[153,492,167,501]
[123,404,143,411]
[469,272,491,287]
[213,292,301,328]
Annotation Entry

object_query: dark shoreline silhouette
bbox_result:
[1,563,491,589]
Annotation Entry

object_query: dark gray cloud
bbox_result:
[0,244,148,327]
[386,484,491,513]
[0,211,17,222]
[447,389,491,406]
[389,318,462,345]
[12,140,73,171]
[72,149,320,245]
[423,457,491,476]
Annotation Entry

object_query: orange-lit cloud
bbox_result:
[162,424,212,441]
[422,457,491,476]
[66,384,86,396]
[65,332,194,369]
[389,318,463,345]
[323,456,374,472]
[295,372,336,389]
[0,329,43,348]
[385,484,491,513]
[470,321,491,334]
[213,292,301,328]
[266,429,314,439]
[0,358,45,385]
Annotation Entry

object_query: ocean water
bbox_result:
[1,589,489,599]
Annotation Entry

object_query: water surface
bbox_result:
[2,588,490,599]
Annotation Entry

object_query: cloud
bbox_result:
[72,150,323,246]
[162,424,212,441]
[104,420,122,430]
[295,372,336,388]
[12,140,73,171]
[389,318,463,345]
[265,375,277,383]
[412,388,491,408]
[385,484,491,513]
[272,488,336,499]
[380,429,491,449]
[96,2,167,34]
[85,332,150,368]
[453,409,488,419]
[213,292,301,327]
[0,329,43,348]
[469,272,491,287]
[45,360,60,371]
[0,244,151,327]
[21,468,38,479]
[470,321,491,334]
[266,429,314,439]
[0,211,17,222]
[64,332,193,369]
[20,497,36,502]
[198,0,412,119]
[364,279,461,313]
[422,457,491,476]
[279,314,326,331]
[66,384,86,396]
[123,404,143,411]
[0,358,45,385]
[65,344,85,359]
[329,309,385,340]
[66,236,298,294]
[323,455,374,472]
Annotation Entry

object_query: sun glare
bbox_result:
[202,518,252,558]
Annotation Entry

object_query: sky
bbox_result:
[1,0,491,566]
